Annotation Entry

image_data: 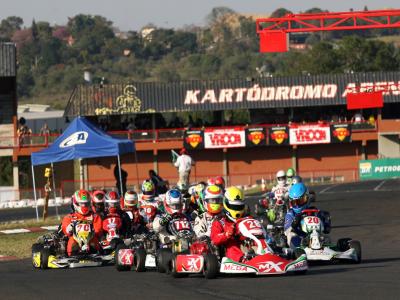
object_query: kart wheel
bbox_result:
[336,238,352,251]
[171,254,187,278]
[115,244,131,271]
[157,249,172,274]
[349,240,362,264]
[134,248,146,272]
[203,254,218,279]
[40,248,51,269]
[31,243,43,269]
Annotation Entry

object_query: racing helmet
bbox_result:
[288,182,309,214]
[91,190,106,214]
[207,177,216,186]
[105,191,120,214]
[291,175,303,185]
[123,190,138,209]
[164,189,184,215]
[276,170,286,186]
[72,189,91,215]
[286,168,296,184]
[214,176,226,190]
[223,186,245,222]
[204,185,223,215]
[141,180,155,199]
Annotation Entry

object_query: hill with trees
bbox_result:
[0,6,399,109]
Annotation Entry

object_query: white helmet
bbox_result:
[276,170,286,186]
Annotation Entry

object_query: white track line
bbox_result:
[374,181,386,191]
[0,228,30,234]
[319,185,337,194]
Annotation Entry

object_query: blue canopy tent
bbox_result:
[31,117,135,220]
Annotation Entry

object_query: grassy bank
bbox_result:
[0,217,60,231]
[0,232,44,258]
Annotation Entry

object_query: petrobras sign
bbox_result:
[359,158,400,180]
[289,124,331,145]
[59,131,89,148]
[204,128,246,149]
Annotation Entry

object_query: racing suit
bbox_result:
[193,212,221,238]
[210,216,244,262]
[284,207,331,249]
[153,213,191,245]
[121,208,147,236]
[61,212,103,256]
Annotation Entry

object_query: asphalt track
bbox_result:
[1,180,400,300]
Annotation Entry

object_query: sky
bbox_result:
[0,0,399,31]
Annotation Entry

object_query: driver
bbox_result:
[285,182,330,249]
[121,190,146,235]
[210,186,249,262]
[153,189,190,244]
[286,168,296,185]
[139,180,163,230]
[193,185,223,238]
[271,170,290,200]
[91,190,106,220]
[62,189,103,256]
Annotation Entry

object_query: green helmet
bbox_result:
[286,168,295,178]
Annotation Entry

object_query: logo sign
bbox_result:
[246,127,266,147]
[59,131,89,148]
[359,158,400,180]
[268,126,289,145]
[289,124,331,145]
[176,255,204,273]
[183,130,204,150]
[204,128,246,149]
[257,261,284,273]
[330,124,351,143]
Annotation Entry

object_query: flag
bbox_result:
[171,150,179,164]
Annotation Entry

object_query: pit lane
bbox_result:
[0,180,399,300]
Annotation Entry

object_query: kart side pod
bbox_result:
[173,254,204,273]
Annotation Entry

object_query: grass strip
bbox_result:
[0,232,44,258]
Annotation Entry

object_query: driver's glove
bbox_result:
[159,214,172,226]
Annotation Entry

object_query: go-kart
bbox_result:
[32,220,116,269]
[299,209,361,263]
[170,217,308,279]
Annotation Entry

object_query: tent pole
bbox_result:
[51,163,59,219]
[117,155,123,196]
[134,151,140,190]
[31,165,39,221]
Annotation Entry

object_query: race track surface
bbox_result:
[1,180,399,300]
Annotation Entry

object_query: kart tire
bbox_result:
[349,240,362,264]
[31,243,43,269]
[115,244,131,272]
[336,238,352,252]
[171,254,187,278]
[294,248,306,259]
[40,248,51,269]
[203,254,218,279]
[134,248,146,272]
[157,249,172,274]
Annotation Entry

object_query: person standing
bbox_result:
[174,148,194,186]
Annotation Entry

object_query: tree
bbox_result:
[0,16,23,41]
[270,8,293,18]
[206,6,236,26]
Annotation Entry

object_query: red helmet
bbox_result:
[91,190,105,214]
[106,191,120,214]
[207,177,216,186]
[72,189,91,215]
[214,176,225,190]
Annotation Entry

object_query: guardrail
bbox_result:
[0,121,377,149]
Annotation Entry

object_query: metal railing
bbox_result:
[0,120,377,149]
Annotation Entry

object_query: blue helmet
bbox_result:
[288,182,309,214]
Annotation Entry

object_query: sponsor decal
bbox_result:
[246,127,267,147]
[289,124,331,145]
[222,263,250,272]
[183,130,204,149]
[204,128,246,149]
[176,255,203,273]
[330,124,351,143]
[268,126,289,145]
[118,249,133,266]
[59,131,88,148]
[359,162,372,175]
[257,261,284,273]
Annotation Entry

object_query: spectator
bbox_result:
[174,148,195,186]
[367,115,376,126]
[351,111,364,124]
[114,163,128,196]
[149,169,168,195]
[40,122,50,136]
[126,118,136,132]
[17,123,32,145]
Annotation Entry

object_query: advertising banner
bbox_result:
[268,126,289,146]
[289,124,331,145]
[204,128,246,149]
[183,130,204,150]
[246,127,267,147]
[359,158,400,180]
[330,124,352,143]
